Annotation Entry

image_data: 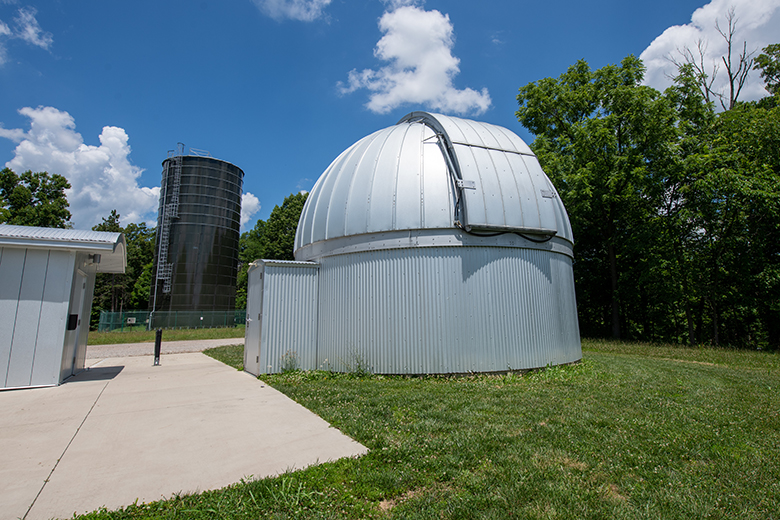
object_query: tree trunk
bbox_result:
[111,273,116,313]
[608,242,621,339]
[712,301,719,346]
[686,302,696,345]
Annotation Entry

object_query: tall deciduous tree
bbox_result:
[518,53,780,350]
[517,56,676,339]
[0,168,72,228]
[235,192,308,309]
[670,8,755,110]
[754,43,780,97]
[697,99,780,347]
[90,211,156,328]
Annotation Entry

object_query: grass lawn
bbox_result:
[87,326,245,345]
[79,339,779,519]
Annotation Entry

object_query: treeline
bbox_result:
[84,194,309,328]
[516,48,780,349]
[235,192,308,308]
[90,210,156,327]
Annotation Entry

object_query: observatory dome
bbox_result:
[245,111,580,376]
[295,112,573,261]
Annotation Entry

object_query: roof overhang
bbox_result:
[0,224,127,273]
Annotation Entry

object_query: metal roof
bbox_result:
[248,259,320,272]
[294,112,573,255]
[0,224,126,273]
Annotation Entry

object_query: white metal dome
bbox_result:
[248,113,582,375]
[295,112,573,260]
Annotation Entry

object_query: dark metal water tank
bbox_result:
[151,151,244,324]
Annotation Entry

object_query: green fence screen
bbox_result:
[98,310,247,332]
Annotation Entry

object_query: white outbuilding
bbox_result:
[244,112,580,375]
[0,225,126,390]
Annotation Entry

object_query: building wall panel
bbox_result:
[5,249,48,387]
[31,250,74,387]
[0,247,26,385]
[73,264,96,374]
[316,246,580,374]
[243,263,264,375]
[257,263,319,374]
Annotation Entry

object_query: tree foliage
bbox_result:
[517,55,676,339]
[235,192,308,309]
[0,168,72,228]
[517,53,780,349]
[754,43,780,97]
[90,210,156,328]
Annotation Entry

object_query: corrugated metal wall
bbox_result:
[0,247,76,388]
[316,246,580,374]
[256,262,319,374]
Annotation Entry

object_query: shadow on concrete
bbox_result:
[67,366,124,383]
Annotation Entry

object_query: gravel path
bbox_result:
[86,338,244,360]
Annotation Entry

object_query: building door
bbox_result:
[243,266,263,375]
[60,271,87,382]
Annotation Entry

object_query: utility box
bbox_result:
[244,259,319,376]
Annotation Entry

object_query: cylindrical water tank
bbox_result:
[151,154,244,320]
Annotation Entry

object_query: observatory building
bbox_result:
[150,147,244,328]
[244,112,580,375]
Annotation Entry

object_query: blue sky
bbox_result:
[1,0,777,231]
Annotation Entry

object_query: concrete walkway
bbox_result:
[85,337,244,359]
[0,352,368,520]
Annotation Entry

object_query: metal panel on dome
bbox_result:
[400,113,562,237]
[294,123,456,252]
[437,115,535,156]
[395,123,426,231]
[367,127,405,234]
[457,145,559,234]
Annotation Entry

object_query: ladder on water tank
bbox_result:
[155,149,183,294]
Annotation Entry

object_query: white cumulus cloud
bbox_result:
[251,0,331,22]
[338,4,491,115]
[1,106,160,229]
[241,192,261,229]
[640,0,780,102]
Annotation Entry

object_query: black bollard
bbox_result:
[154,328,162,366]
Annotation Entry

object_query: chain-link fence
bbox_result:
[98,310,247,332]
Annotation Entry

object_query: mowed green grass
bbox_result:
[87,326,245,345]
[79,340,779,519]
[203,343,245,371]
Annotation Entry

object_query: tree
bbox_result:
[669,8,755,110]
[257,192,308,260]
[517,56,677,340]
[123,222,156,309]
[0,168,72,228]
[754,43,780,97]
[656,64,716,345]
[518,52,780,349]
[235,192,308,309]
[90,211,157,328]
[699,100,780,347]
[236,219,266,310]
